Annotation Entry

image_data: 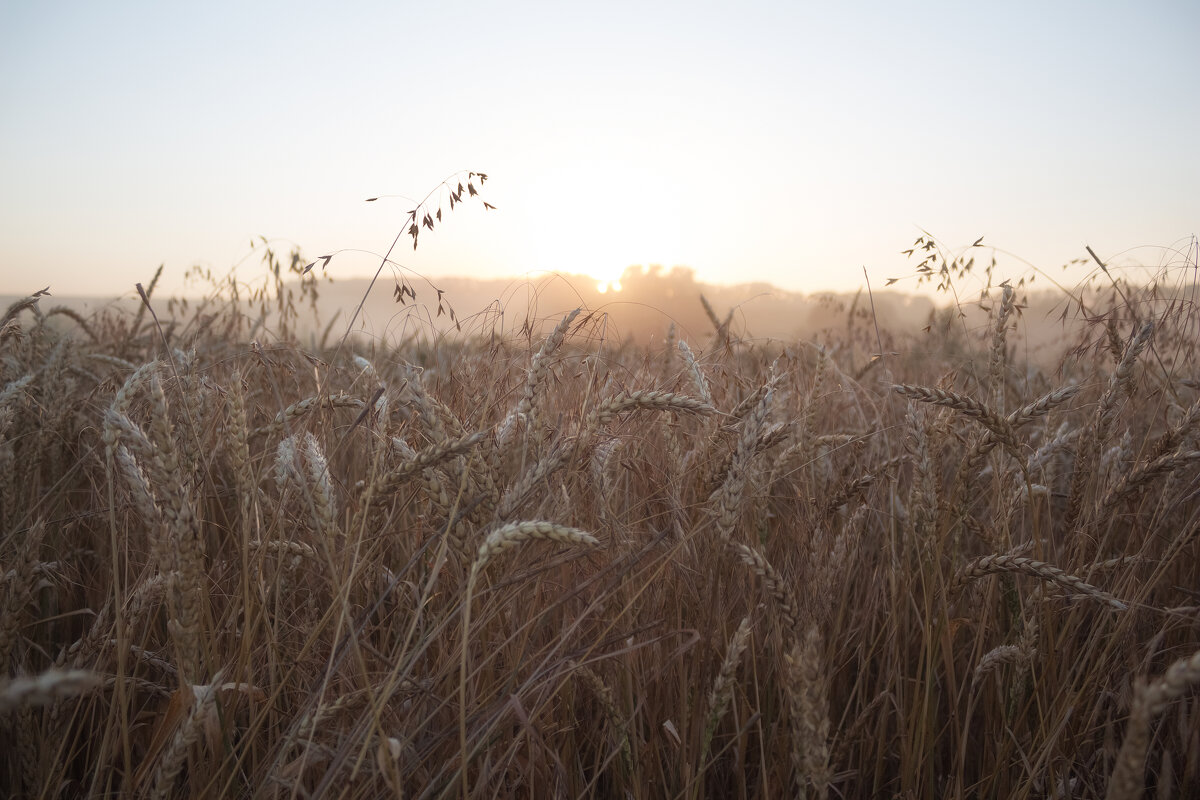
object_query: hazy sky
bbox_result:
[1,0,1197,299]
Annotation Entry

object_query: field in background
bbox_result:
[2,253,1199,799]
[4,242,1134,365]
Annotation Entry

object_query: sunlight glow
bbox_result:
[1,4,1195,298]
[521,159,683,292]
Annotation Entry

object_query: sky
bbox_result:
[1,0,1197,301]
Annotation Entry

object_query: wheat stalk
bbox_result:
[662,321,677,377]
[799,346,829,465]
[1063,322,1154,534]
[460,520,599,793]
[147,374,207,681]
[495,437,571,521]
[988,284,1015,414]
[972,644,1032,684]
[358,430,485,526]
[574,662,633,770]
[0,374,33,408]
[0,521,46,668]
[300,432,340,540]
[1101,450,1200,508]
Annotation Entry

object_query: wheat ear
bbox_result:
[951,554,1127,610]
[516,308,580,432]
[1063,322,1154,534]
[798,345,829,465]
[701,614,753,766]
[1101,450,1200,509]
[588,390,714,427]
[891,384,1020,455]
[678,341,713,406]
[471,521,600,577]
[252,393,364,437]
[0,521,46,667]
[0,669,101,714]
[574,663,633,770]
[988,284,1015,414]
[147,374,209,681]
[714,388,771,539]
[727,541,800,632]
[149,675,223,800]
[785,626,831,800]
[1106,648,1200,800]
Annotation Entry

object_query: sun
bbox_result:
[520,159,683,296]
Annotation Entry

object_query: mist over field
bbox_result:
[4,260,1132,370]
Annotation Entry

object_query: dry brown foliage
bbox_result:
[1,243,1199,799]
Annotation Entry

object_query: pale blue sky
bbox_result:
[1,0,1196,298]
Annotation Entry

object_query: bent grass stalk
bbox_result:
[458,522,600,796]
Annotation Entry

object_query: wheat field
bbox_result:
[1,260,1199,799]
